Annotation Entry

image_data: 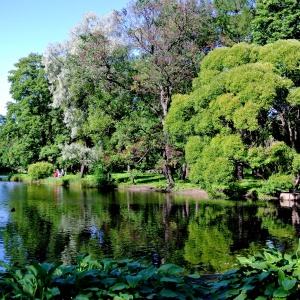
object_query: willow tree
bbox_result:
[113,0,217,187]
[167,40,300,194]
[43,12,135,177]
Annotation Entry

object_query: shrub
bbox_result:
[93,163,115,190]
[28,162,54,180]
[9,174,23,182]
[261,173,294,196]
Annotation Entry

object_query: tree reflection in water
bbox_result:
[1,182,300,273]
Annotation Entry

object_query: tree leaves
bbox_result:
[168,40,300,195]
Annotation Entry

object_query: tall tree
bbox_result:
[43,12,135,177]
[115,0,217,187]
[214,0,256,44]
[251,0,300,45]
[167,40,300,195]
[0,53,67,170]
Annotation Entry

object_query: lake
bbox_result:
[0,179,299,274]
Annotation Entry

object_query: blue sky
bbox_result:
[0,0,129,116]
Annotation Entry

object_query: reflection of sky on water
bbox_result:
[0,181,13,264]
[0,215,9,264]
[90,226,105,246]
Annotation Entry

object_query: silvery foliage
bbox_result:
[42,11,124,139]
[60,142,100,164]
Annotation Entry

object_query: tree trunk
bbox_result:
[180,163,186,181]
[293,171,300,192]
[161,89,175,189]
[80,162,85,178]
[163,140,175,189]
[235,162,244,181]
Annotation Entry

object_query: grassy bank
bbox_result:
[8,172,200,191]
[7,171,279,200]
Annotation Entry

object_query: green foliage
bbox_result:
[261,173,294,195]
[28,162,54,180]
[165,94,195,143]
[187,134,244,196]
[8,174,23,182]
[185,136,205,164]
[0,53,68,170]
[214,0,256,44]
[92,163,115,190]
[292,153,300,172]
[208,240,300,299]
[251,0,300,45]
[248,142,296,180]
[3,242,300,299]
[169,40,300,196]
[265,142,295,173]
[0,255,205,299]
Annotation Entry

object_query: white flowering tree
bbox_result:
[61,142,100,178]
[43,12,134,176]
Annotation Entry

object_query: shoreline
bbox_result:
[116,185,209,199]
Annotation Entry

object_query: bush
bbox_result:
[261,173,294,196]
[28,162,54,180]
[93,163,115,190]
[9,174,23,182]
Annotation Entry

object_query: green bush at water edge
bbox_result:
[28,162,54,180]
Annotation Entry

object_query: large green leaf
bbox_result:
[273,286,290,297]
[242,283,255,292]
[282,278,296,291]
[58,265,77,276]
[114,293,133,300]
[237,257,251,265]
[234,293,247,300]
[160,276,183,283]
[159,288,178,298]
[126,275,142,288]
[264,251,281,263]
[225,288,241,297]
[139,268,156,281]
[45,287,60,299]
[77,269,99,281]
[158,264,184,275]
[265,283,276,296]
[278,269,285,286]
[258,272,269,281]
[74,294,91,300]
[100,277,118,287]
[110,283,129,291]
[251,262,268,269]
[127,262,141,271]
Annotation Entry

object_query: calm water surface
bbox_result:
[0,180,300,273]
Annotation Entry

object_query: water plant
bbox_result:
[2,241,300,299]
[207,240,300,299]
[0,255,204,299]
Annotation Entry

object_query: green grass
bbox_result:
[8,171,270,199]
[111,172,201,190]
